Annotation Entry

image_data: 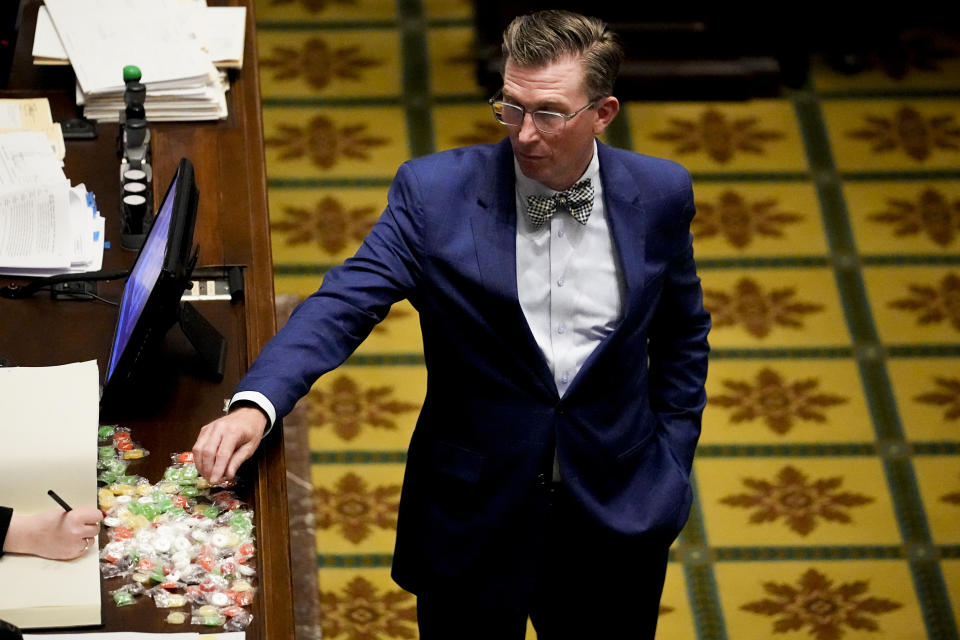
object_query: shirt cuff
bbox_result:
[230,391,276,437]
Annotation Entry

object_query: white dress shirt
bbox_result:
[514,141,624,398]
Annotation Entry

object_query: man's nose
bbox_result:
[517,111,540,143]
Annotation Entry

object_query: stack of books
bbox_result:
[0,98,104,276]
[34,0,246,122]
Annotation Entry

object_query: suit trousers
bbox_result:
[416,482,671,640]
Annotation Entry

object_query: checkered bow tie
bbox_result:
[525,179,594,227]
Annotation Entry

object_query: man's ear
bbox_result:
[593,96,620,135]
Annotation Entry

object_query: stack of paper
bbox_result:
[39,0,234,122]
[0,99,105,276]
[33,4,247,70]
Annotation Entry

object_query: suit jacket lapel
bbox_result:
[598,142,647,315]
[564,142,648,398]
[470,139,558,399]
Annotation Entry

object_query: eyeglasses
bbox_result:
[488,91,596,134]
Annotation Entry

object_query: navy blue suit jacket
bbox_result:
[238,138,710,602]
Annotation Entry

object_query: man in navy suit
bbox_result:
[194,9,709,639]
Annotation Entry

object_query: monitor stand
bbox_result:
[178,300,227,382]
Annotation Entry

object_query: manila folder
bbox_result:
[0,361,101,628]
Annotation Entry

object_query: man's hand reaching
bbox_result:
[192,406,268,484]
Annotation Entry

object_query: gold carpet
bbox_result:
[253,1,960,637]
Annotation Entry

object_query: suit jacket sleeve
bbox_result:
[0,506,12,558]
[235,162,425,419]
[647,176,710,474]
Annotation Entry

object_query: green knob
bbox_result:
[122,65,142,82]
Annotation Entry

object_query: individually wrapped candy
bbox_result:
[110,583,143,607]
[191,604,225,626]
[100,541,128,565]
[227,580,255,606]
[122,447,149,460]
[98,457,129,484]
[148,587,189,608]
[224,608,253,631]
[112,427,134,451]
[100,562,128,579]
[98,425,117,440]
[166,611,188,624]
[98,487,118,510]
[210,491,245,511]
[163,462,200,486]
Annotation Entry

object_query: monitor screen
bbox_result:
[100,158,199,413]
[105,174,176,381]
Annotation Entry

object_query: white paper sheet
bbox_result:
[0,182,72,269]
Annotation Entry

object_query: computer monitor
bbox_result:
[99,157,211,413]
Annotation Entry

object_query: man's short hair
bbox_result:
[501,10,624,100]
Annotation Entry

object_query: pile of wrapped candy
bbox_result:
[96,425,256,630]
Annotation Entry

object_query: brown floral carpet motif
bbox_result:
[709,368,848,435]
[453,120,509,146]
[320,576,418,640]
[692,190,804,249]
[888,272,960,331]
[649,108,785,164]
[314,471,401,544]
[867,187,960,247]
[261,37,382,91]
[942,476,960,504]
[846,105,960,162]
[271,196,379,254]
[265,115,390,170]
[741,568,903,639]
[719,464,874,536]
[703,277,825,339]
[914,375,960,420]
[305,374,420,442]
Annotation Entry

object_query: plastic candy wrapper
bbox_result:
[102,425,151,460]
[97,457,130,484]
[166,611,188,624]
[98,424,118,440]
[110,583,143,607]
[192,604,225,626]
[97,437,258,629]
[224,607,254,631]
[147,587,189,608]
[169,452,236,490]
[97,425,149,486]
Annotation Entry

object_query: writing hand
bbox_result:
[4,507,102,560]
[192,406,267,484]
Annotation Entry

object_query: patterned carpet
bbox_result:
[253,1,960,638]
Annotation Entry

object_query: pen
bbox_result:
[47,489,72,512]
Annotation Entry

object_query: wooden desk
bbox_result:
[1,2,295,636]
